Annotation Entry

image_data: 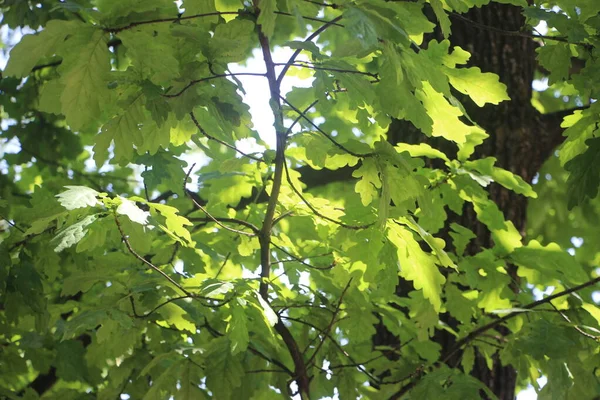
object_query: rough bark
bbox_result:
[381,2,565,399]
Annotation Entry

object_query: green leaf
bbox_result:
[56,186,100,210]
[257,0,277,38]
[146,202,194,245]
[257,294,278,327]
[417,82,483,144]
[227,301,250,355]
[209,20,255,63]
[205,338,244,399]
[449,223,476,256]
[430,0,452,38]
[52,215,98,252]
[352,157,381,206]
[564,137,600,208]
[536,43,571,84]
[59,28,113,130]
[4,20,79,78]
[94,93,146,166]
[446,67,510,107]
[55,340,89,382]
[511,240,588,285]
[116,197,150,225]
[119,27,180,85]
[388,223,446,312]
[464,158,537,197]
[343,6,380,49]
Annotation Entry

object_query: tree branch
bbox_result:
[283,161,373,230]
[280,95,374,158]
[389,273,600,399]
[449,12,593,49]
[163,72,266,98]
[189,111,264,163]
[105,11,244,33]
[305,278,352,367]
[255,3,311,397]
[114,213,191,296]
[277,15,343,86]
[184,164,257,236]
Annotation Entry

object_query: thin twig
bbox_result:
[188,216,260,234]
[449,12,592,48]
[277,15,344,85]
[274,11,344,27]
[280,95,374,158]
[0,214,25,233]
[184,164,257,236]
[283,161,373,230]
[271,242,335,271]
[444,274,600,362]
[190,112,264,163]
[550,302,600,340]
[114,213,191,296]
[105,11,244,33]
[284,99,319,138]
[163,72,266,98]
[129,293,232,319]
[306,279,353,367]
[276,61,379,81]
[284,316,382,384]
[303,0,340,8]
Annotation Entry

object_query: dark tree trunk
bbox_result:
[379,2,565,399]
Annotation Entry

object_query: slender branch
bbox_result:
[387,275,600,399]
[246,368,289,374]
[31,59,62,72]
[188,216,260,234]
[306,279,352,367]
[280,95,374,158]
[129,293,231,319]
[163,72,266,98]
[105,11,244,33]
[303,0,340,8]
[184,165,257,236]
[445,274,600,362]
[257,19,285,300]
[328,353,386,370]
[21,146,139,189]
[272,302,336,314]
[8,228,54,251]
[274,11,344,27]
[0,214,25,233]
[283,161,373,230]
[277,15,344,85]
[271,242,335,271]
[276,61,379,81]
[190,111,264,163]
[550,302,600,340]
[284,99,319,138]
[284,316,382,384]
[114,213,190,296]
[105,10,341,34]
[449,12,592,48]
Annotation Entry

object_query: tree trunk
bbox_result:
[379,2,563,399]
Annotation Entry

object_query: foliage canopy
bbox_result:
[1,0,600,399]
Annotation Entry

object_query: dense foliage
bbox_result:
[1,0,600,399]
